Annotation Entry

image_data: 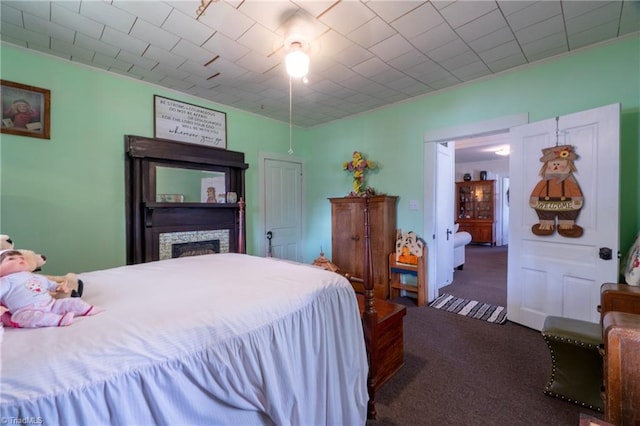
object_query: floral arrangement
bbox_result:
[343,151,376,196]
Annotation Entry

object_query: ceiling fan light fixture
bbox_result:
[285,48,309,78]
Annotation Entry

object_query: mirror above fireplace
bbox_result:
[125,135,248,264]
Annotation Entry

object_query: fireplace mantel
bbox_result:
[124,135,248,264]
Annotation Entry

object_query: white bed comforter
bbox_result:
[0,254,368,426]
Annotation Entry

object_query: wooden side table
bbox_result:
[357,295,407,390]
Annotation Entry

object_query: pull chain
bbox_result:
[555,116,560,147]
[288,77,294,155]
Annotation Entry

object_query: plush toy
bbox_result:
[0,235,83,298]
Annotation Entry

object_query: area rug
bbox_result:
[428,293,507,324]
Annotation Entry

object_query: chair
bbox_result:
[453,228,472,270]
[389,234,427,306]
[541,283,640,412]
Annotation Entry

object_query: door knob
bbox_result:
[446,228,452,240]
[599,247,612,260]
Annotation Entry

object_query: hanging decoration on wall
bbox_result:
[529,117,584,238]
[343,151,377,196]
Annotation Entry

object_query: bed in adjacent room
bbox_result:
[0,253,368,425]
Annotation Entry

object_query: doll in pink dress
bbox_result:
[0,250,101,328]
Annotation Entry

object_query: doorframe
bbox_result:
[258,151,305,258]
[423,113,528,302]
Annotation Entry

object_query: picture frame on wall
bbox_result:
[154,95,226,149]
[0,80,51,140]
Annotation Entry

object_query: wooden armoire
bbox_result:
[329,195,398,299]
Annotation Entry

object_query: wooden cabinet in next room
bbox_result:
[455,180,496,245]
[329,195,398,299]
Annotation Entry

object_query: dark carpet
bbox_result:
[367,244,603,426]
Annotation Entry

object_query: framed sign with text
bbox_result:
[154,95,226,149]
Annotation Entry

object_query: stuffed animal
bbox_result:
[0,235,83,298]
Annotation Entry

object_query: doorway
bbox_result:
[423,114,528,303]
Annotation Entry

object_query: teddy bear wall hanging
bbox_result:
[529,142,584,238]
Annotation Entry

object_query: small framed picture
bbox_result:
[1,80,50,139]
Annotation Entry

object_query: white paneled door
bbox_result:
[263,156,303,261]
[507,103,620,330]
[436,142,455,291]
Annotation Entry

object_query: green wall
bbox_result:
[1,35,639,275]
[300,35,640,263]
[0,43,292,274]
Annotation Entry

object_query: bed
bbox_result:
[0,253,369,425]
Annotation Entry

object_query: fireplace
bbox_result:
[159,230,229,260]
[125,135,247,264]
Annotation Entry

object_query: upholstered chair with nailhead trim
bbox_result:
[541,315,604,412]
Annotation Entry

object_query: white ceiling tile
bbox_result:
[112,1,172,27]
[79,1,135,33]
[315,30,352,56]
[391,2,443,39]
[51,3,103,39]
[92,51,133,72]
[319,1,375,35]
[427,38,469,62]
[486,53,527,72]
[411,22,458,54]
[456,9,508,42]
[152,63,190,80]
[440,50,482,71]
[235,50,280,74]
[369,68,410,85]
[52,1,81,14]
[130,19,180,50]
[568,20,620,49]
[520,32,567,58]
[177,60,215,79]
[51,38,94,61]
[565,3,622,35]
[331,43,374,68]
[468,26,516,53]
[237,1,298,32]
[172,39,215,64]
[237,23,281,56]
[23,12,75,43]
[497,1,536,17]
[197,1,254,40]
[163,8,215,46]
[348,17,396,49]
[144,45,186,68]
[620,1,640,34]
[117,49,158,70]
[562,1,618,19]
[365,1,424,22]
[477,40,522,63]
[1,3,24,25]
[292,1,338,18]
[450,60,491,81]
[439,1,497,29]
[317,63,359,83]
[3,1,49,20]
[74,33,120,58]
[515,15,565,45]
[387,50,430,71]
[505,1,562,31]
[0,21,50,47]
[0,34,27,48]
[201,32,250,62]
[100,26,148,55]
[352,57,390,78]
[369,33,414,62]
[0,0,632,128]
